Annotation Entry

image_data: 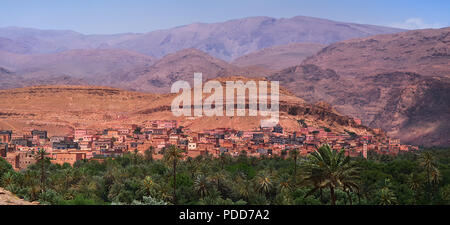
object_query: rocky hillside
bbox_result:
[0,187,39,205]
[369,75,450,146]
[122,49,267,93]
[303,27,450,77]
[270,64,450,147]
[0,66,87,90]
[231,43,325,71]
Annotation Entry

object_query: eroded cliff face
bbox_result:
[370,77,450,146]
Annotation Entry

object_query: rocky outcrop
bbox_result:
[0,187,39,205]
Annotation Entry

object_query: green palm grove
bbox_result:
[0,144,448,205]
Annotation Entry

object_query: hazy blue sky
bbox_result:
[1,0,449,34]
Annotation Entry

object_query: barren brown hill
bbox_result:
[0,79,376,138]
[303,27,450,77]
[0,49,155,87]
[270,64,450,147]
[0,67,20,89]
[232,43,325,71]
[124,49,269,93]
[0,66,88,90]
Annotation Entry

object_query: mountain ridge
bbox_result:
[0,15,404,60]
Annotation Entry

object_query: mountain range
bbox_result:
[0,16,402,60]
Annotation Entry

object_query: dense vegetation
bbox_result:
[0,145,449,205]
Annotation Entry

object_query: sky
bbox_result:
[0,0,449,34]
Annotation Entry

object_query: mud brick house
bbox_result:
[0,130,12,143]
[148,120,177,129]
[50,136,67,143]
[11,139,31,147]
[113,144,128,153]
[79,141,93,151]
[52,141,79,150]
[93,138,114,151]
[5,152,19,170]
[31,130,47,140]
[6,151,37,171]
[74,129,95,141]
[389,138,401,146]
[50,151,87,166]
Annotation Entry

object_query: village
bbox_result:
[0,120,419,171]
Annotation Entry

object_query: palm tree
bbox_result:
[430,167,441,185]
[342,175,359,205]
[144,146,155,162]
[255,171,273,199]
[378,178,397,205]
[420,151,438,201]
[430,167,441,196]
[379,187,397,205]
[408,173,421,204]
[276,173,292,204]
[62,168,74,191]
[235,172,252,201]
[186,157,199,179]
[164,145,184,204]
[219,153,227,170]
[441,185,450,202]
[141,176,158,197]
[133,149,140,165]
[303,168,326,203]
[35,149,49,193]
[1,171,14,187]
[277,173,292,194]
[194,174,210,199]
[210,170,226,191]
[289,148,299,184]
[303,144,359,205]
